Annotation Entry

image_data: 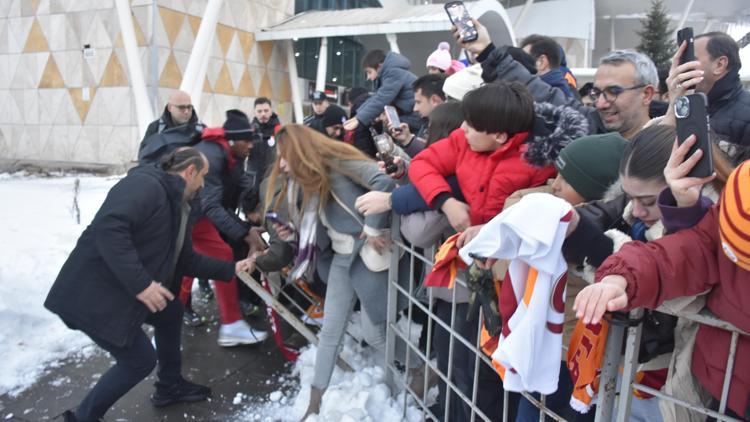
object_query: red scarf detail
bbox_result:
[201,127,237,172]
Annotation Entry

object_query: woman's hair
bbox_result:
[159,147,206,173]
[264,124,372,212]
[426,101,464,145]
[619,125,675,183]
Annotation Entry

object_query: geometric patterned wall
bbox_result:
[0,0,294,166]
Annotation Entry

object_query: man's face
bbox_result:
[184,159,209,201]
[522,45,550,75]
[593,63,649,136]
[230,139,253,159]
[693,37,725,93]
[254,103,272,123]
[168,102,193,125]
[413,89,442,119]
[325,124,344,140]
[312,99,329,116]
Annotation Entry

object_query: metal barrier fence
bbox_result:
[382,216,749,422]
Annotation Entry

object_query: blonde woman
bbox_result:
[264,124,411,419]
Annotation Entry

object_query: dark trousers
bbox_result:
[433,299,518,422]
[74,299,183,421]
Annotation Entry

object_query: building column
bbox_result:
[114,0,154,139]
[181,0,223,109]
[315,37,328,92]
[286,40,304,123]
[386,33,400,54]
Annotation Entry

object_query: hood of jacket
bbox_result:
[524,102,589,167]
[381,51,412,75]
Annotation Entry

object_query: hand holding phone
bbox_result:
[445,1,478,43]
[384,106,401,131]
[265,212,295,234]
[675,93,713,178]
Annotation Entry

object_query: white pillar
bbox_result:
[513,0,535,33]
[386,33,400,54]
[114,0,154,138]
[286,40,303,123]
[610,17,616,51]
[674,0,695,37]
[315,37,328,92]
[191,29,214,112]
[181,0,223,99]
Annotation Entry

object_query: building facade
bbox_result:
[0,0,294,168]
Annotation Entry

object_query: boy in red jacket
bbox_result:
[409,81,556,236]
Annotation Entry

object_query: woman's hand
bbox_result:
[272,222,294,242]
[573,275,629,325]
[361,232,390,254]
[664,135,716,207]
[355,191,393,215]
[663,41,704,126]
[451,18,491,56]
[456,224,484,249]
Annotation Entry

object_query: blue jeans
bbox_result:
[75,299,184,421]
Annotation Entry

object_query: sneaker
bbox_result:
[150,377,211,407]
[183,308,206,327]
[218,320,268,347]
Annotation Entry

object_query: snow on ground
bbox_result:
[0,173,120,396]
[234,334,424,422]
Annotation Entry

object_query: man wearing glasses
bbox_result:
[458,20,658,140]
[143,90,205,141]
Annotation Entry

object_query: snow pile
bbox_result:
[0,173,120,396]
[235,331,423,421]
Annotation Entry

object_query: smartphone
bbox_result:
[445,1,478,43]
[468,252,488,264]
[675,93,713,178]
[265,212,295,233]
[677,27,695,65]
[383,105,401,131]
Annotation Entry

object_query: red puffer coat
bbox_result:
[409,128,556,225]
[597,206,750,417]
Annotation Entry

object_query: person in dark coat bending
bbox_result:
[45,148,255,422]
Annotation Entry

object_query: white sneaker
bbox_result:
[218,320,268,347]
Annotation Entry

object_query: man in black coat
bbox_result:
[249,97,281,190]
[138,91,205,162]
[45,148,255,422]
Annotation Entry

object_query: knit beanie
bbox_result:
[446,59,466,76]
[426,42,453,72]
[223,109,254,141]
[443,63,483,101]
[554,133,628,201]
[719,160,750,271]
[321,104,348,128]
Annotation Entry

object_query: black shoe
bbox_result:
[62,410,77,422]
[150,377,211,407]
[182,308,206,327]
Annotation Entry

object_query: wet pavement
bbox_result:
[0,292,306,421]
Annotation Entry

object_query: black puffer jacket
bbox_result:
[478,43,606,135]
[707,72,750,147]
[249,113,281,189]
[44,165,234,347]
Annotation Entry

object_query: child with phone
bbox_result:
[342,49,420,133]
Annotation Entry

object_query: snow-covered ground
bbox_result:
[0,173,119,396]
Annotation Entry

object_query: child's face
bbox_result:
[365,67,379,81]
[621,176,666,227]
[461,121,505,152]
[551,173,586,206]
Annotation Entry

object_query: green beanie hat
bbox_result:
[554,133,628,201]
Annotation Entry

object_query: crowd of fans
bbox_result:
[47,16,750,422]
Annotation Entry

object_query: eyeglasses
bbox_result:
[170,104,193,111]
[589,84,646,102]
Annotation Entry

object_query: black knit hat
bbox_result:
[321,105,348,128]
[223,109,255,141]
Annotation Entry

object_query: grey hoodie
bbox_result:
[355,52,417,127]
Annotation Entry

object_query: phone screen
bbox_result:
[384,106,401,129]
[445,2,478,42]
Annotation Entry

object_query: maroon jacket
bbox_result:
[596,205,750,416]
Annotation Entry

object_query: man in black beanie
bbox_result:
[316,104,348,140]
[177,110,269,347]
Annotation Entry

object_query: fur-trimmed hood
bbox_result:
[525,102,589,167]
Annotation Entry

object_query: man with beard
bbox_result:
[46,148,256,421]
[249,97,281,189]
[177,110,269,347]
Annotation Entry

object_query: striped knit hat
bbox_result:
[719,160,750,271]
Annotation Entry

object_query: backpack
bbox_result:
[138,122,205,165]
